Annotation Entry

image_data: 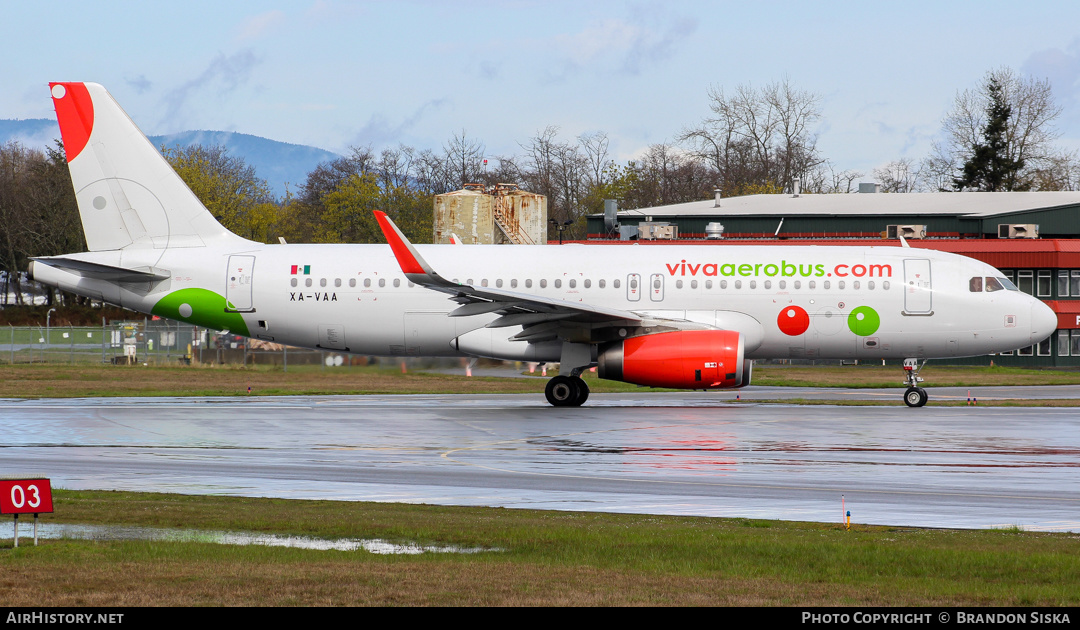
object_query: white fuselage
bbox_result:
[38,241,1055,363]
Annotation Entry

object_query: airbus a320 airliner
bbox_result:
[30,82,1057,407]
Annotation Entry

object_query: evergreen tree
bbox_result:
[954,78,1026,191]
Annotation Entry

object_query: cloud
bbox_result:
[1023,40,1080,100]
[553,11,698,77]
[236,10,286,42]
[350,98,448,147]
[125,74,152,95]
[160,50,260,128]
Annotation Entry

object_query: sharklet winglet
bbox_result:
[374,211,457,288]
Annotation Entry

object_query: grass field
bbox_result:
[1,362,1078,403]
[1,490,1077,606]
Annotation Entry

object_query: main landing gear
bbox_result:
[903,358,928,407]
[545,375,590,407]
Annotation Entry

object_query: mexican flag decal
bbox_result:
[291,265,311,275]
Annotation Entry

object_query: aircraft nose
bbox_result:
[1031,299,1057,344]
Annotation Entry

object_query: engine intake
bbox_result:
[597,330,750,389]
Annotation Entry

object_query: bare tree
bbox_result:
[680,78,823,196]
[927,67,1063,191]
[443,130,486,188]
[874,158,922,193]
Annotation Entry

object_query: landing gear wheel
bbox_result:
[545,375,580,407]
[904,386,928,407]
[575,378,590,406]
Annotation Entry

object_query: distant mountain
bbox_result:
[0,119,341,199]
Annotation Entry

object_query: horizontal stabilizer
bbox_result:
[31,256,170,282]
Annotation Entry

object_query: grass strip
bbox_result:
[1,490,1078,606]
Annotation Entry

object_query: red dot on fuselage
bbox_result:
[777,306,810,336]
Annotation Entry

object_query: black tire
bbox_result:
[545,376,579,407]
[574,378,590,406]
[904,386,928,407]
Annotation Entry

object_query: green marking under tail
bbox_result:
[152,288,251,336]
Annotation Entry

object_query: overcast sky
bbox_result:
[8,0,1080,178]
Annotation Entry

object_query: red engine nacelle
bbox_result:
[597,330,751,389]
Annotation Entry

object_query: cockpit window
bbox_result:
[998,277,1019,291]
[969,276,983,292]
[984,277,1004,292]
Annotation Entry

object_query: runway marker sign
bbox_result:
[0,478,53,547]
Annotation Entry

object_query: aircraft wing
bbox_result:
[374,211,646,342]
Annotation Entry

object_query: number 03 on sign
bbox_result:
[0,478,54,547]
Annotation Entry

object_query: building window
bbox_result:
[1037,270,1051,297]
[1072,330,1080,356]
[1018,344,1034,356]
[1071,271,1080,297]
[1059,271,1069,297]
[1058,331,1070,357]
[1038,337,1052,356]
[1017,270,1034,295]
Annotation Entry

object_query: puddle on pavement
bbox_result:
[1,522,497,554]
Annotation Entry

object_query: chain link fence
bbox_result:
[0,320,381,370]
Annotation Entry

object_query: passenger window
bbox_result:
[540,279,547,288]
[706,280,713,289]
[364,278,371,287]
[526,279,533,288]
[614,279,621,289]
[853,280,860,290]
[882,281,889,290]
[763,280,771,289]
[691,280,698,289]
[496,279,503,288]
[290,278,297,287]
[305,278,313,287]
[793,280,801,289]
[749,280,757,289]
[630,278,638,289]
[599,279,606,289]
[969,276,983,292]
[676,280,684,289]
[838,280,845,290]
[481,279,488,287]
[868,281,875,290]
[335,278,342,287]
[379,278,386,287]
[809,281,815,289]
[349,278,356,287]
[985,277,1004,292]
[511,279,517,288]
[734,280,742,289]
[554,279,561,288]
[584,279,591,288]
[569,279,576,288]
[393,279,400,287]
[320,278,327,287]
[823,280,830,290]
[779,280,786,289]
[718,280,725,289]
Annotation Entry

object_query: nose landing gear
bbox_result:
[903,358,928,407]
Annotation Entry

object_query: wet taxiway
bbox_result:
[1,391,1078,531]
